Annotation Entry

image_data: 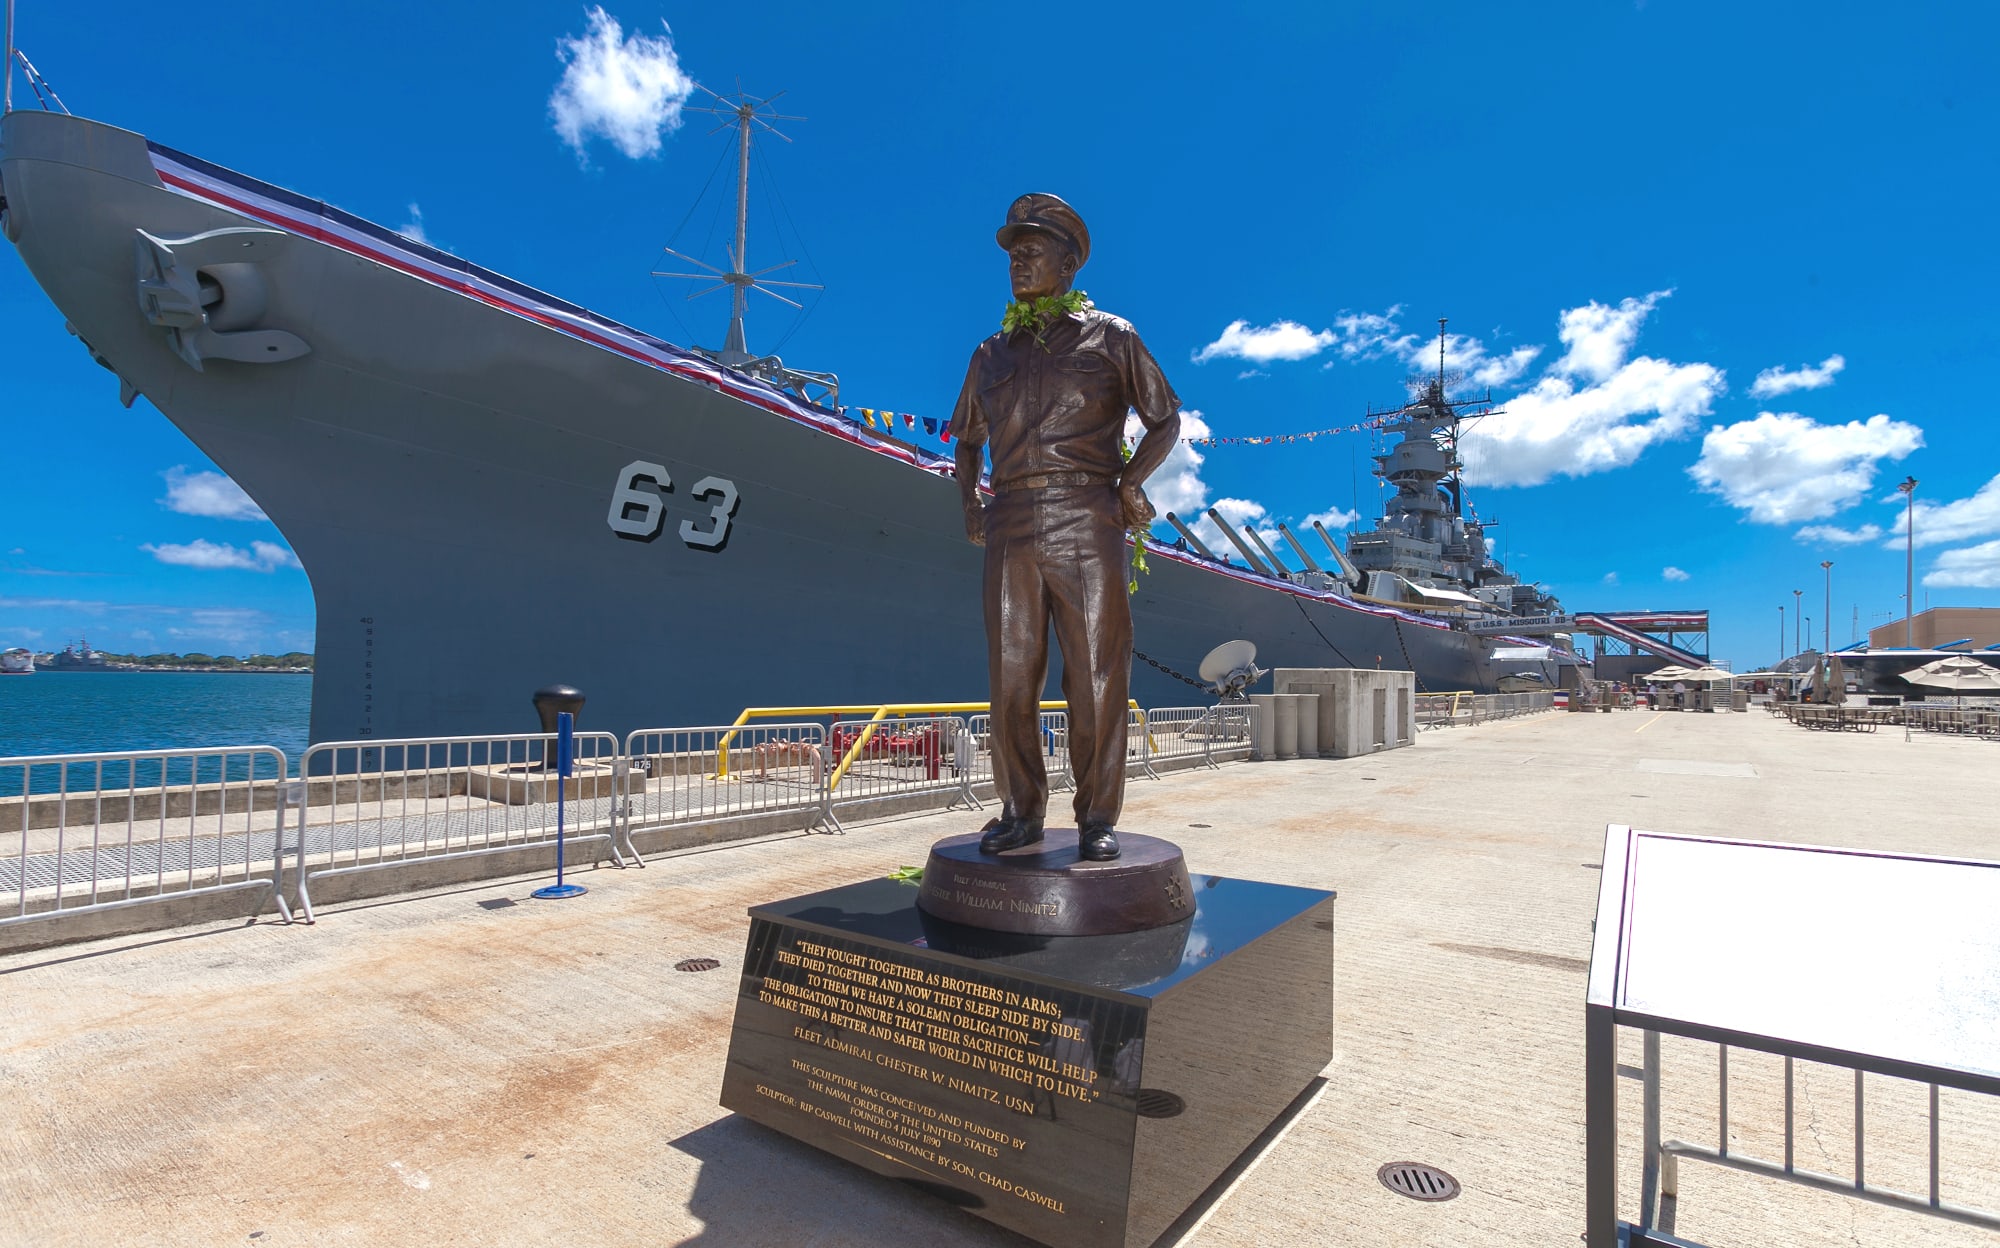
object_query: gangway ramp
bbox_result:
[1572,611,1707,668]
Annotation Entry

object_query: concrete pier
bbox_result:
[3,710,1998,1247]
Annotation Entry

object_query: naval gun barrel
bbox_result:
[1311,520,1364,585]
[1276,524,1324,574]
[1243,526,1293,578]
[1206,508,1271,576]
[1164,511,1218,561]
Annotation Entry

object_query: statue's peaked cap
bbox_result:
[995,193,1090,268]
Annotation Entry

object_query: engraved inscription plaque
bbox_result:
[718,875,1336,1248]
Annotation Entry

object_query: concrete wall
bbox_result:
[1269,668,1415,758]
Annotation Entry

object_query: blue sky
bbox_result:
[2,1,1996,665]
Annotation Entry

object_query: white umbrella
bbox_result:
[1900,656,2000,693]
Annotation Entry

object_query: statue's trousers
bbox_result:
[983,484,1131,829]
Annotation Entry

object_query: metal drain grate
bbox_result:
[1377,1161,1459,1201]
[1135,1089,1185,1118]
[674,957,722,973]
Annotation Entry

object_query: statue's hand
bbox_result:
[1118,483,1156,531]
[964,503,987,546]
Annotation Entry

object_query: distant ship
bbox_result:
[0,647,33,675]
[42,638,109,670]
[1,95,1583,744]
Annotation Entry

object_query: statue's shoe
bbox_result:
[1078,825,1120,861]
[978,816,1045,854]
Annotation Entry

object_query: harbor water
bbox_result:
[0,672,311,792]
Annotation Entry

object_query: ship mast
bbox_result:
[653,84,822,369]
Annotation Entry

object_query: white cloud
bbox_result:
[1925,539,2000,589]
[161,467,265,521]
[1688,412,1923,524]
[141,539,300,572]
[1888,473,2000,549]
[1193,320,1336,365]
[1663,566,1690,582]
[1405,291,1726,488]
[1303,507,1360,532]
[1603,571,1620,586]
[1795,523,1883,545]
[397,204,430,246]
[1320,305,1539,387]
[1554,291,1667,382]
[1462,356,1725,488]
[550,7,694,163]
[1750,354,1845,399]
[1126,410,1211,529]
[1330,307,1417,361]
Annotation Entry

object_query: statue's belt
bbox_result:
[992,471,1116,493]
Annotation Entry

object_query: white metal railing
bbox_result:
[1144,704,1252,767]
[292,732,626,921]
[1415,690,1555,727]
[962,710,1073,794]
[1640,1034,2000,1238]
[624,721,829,842]
[0,703,1279,937]
[823,715,979,832]
[1,745,294,929]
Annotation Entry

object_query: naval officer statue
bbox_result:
[952,194,1182,863]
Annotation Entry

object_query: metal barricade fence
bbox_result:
[292,732,625,920]
[962,711,1073,794]
[1417,691,1555,728]
[1,745,293,930]
[625,722,828,841]
[823,715,980,832]
[1143,705,1243,767]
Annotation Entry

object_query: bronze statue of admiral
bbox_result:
[951,194,1182,863]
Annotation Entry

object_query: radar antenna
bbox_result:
[651,83,839,406]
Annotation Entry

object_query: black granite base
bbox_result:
[718,873,1336,1248]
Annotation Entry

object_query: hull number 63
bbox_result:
[606,460,740,551]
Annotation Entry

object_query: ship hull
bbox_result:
[3,111,1561,743]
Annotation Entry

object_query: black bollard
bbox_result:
[533,684,585,769]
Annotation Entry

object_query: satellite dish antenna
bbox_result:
[1197,640,1266,701]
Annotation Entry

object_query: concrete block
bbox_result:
[1274,668,1414,757]
[1274,694,1301,759]
[1295,694,1320,757]
[1247,697,1276,760]
[465,762,621,806]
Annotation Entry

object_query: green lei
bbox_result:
[1001,289,1092,344]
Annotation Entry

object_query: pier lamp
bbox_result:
[1792,588,1802,657]
[1897,476,1918,647]
[1821,560,1833,658]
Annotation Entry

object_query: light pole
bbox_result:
[1793,589,1802,656]
[1897,476,1918,646]
[1821,560,1833,657]
[1778,604,1785,666]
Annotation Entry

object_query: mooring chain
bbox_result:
[1390,619,1431,693]
[1133,647,1211,693]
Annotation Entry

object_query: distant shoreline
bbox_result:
[21,668,313,675]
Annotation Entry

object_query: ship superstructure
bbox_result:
[1344,340,1563,621]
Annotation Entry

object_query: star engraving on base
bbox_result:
[1163,876,1186,909]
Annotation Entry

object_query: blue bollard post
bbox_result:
[533,711,587,899]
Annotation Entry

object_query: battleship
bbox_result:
[0,87,1584,745]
